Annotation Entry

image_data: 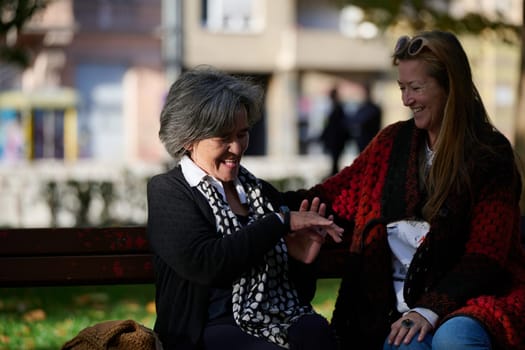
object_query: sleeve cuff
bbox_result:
[404,307,439,329]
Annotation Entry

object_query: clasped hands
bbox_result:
[284,197,344,264]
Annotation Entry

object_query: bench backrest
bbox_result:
[3,215,523,287]
[0,227,348,287]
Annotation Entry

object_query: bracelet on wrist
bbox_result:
[279,205,291,232]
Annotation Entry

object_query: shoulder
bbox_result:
[149,166,180,184]
[147,166,214,218]
[148,166,191,196]
[379,119,414,135]
[257,178,284,205]
[473,127,515,167]
[239,171,285,208]
[367,119,415,149]
[471,127,520,190]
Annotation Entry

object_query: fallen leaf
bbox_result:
[23,309,46,322]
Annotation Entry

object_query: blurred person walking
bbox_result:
[320,87,349,176]
[347,82,382,152]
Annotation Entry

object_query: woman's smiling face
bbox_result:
[187,106,250,183]
[397,59,448,146]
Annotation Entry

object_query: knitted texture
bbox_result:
[61,319,163,350]
[302,119,525,350]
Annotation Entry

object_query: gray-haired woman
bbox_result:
[147,66,342,350]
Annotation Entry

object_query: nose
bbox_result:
[228,138,244,155]
[402,90,414,107]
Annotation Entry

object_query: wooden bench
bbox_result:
[2,216,523,287]
[0,226,348,287]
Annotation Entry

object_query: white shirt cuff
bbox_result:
[404,308,439,329]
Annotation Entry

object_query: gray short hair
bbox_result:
[159,66,264,160]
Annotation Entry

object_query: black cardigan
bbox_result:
[147,166,316,350]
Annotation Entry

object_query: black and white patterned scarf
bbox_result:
[197,166,313,348]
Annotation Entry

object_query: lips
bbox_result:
[223,159,239,168]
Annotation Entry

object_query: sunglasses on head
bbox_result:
[394,35,430,56]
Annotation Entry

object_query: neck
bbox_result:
[427,133,436,151]
[223,181,248,216]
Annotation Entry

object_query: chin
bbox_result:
[219,172,238,182]
[414,118,429,130]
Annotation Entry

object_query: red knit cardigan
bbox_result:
[289,119,525,349]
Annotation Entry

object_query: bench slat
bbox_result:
[0,252,347,287]
[0,227,149,256]
[0,226,351,287]
[0,254,154,287]
[1,215,522,287]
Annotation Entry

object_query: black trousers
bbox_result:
[202,313,336,350]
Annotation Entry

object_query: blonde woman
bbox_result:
[284,30,525,350]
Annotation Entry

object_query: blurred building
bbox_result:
[0,0,393,163]
[0,0,165,164]
[0,0,521,227]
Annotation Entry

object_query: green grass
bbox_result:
[311,278,340,320]
[0,279,340,350]
[0,285,156,350]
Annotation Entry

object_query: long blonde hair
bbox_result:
[394,30,494,221]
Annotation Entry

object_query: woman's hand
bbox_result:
[387,312,433,347]
[285,230,324,264]
[285,198,343,263]
[289,198,343,242]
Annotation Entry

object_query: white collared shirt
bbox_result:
[179,155,285,226]
[179,155,248,204]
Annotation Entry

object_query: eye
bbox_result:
[211,135,230,144]
[221,136,233,144]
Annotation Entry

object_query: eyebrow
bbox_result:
[217,126,250,137]
[397,80,426,85]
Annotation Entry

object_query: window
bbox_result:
[76,64,125,160]
[0,90,78,161]
[0,109,24,162]
[32,109,65,159]
[201,0,265,33]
